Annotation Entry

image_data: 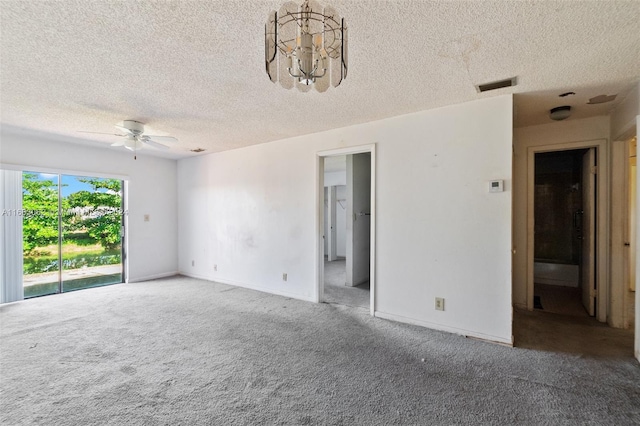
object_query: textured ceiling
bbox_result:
[1,1,639,159]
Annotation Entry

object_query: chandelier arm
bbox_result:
[288,67,303,78]
[314,66,327,78]
[297,57,320,79]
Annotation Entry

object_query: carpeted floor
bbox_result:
[323,258,370,309]
[1,276,639,425]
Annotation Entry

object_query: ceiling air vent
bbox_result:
[476,77,517,93]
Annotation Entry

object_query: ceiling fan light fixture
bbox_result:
[549,105,571,121]
[265,0,347,92]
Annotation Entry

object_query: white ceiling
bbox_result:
[1,1,639,159]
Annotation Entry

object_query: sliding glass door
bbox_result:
[22,172,124,298]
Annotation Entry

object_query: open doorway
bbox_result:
[533,149,595,317]
[322,154,371,309]
[317,146,375,314]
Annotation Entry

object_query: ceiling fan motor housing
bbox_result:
[123,120,144,134]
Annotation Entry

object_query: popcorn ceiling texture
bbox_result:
[1,1,639,158]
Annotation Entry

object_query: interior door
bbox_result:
[346,153,371,286]
[581,148,596,316]
[629,154,636,292]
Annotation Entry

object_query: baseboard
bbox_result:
[178,271,316,303]
[374,311,513,346]
[127,271,179,283]
[177,271,211,281]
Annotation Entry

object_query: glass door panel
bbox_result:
[61,175,123,292]
[22,172,61,298]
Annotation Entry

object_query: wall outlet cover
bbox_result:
[435,297,445,311]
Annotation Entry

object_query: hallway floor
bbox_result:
[323,258,369,309]
[534,283,589,317]
[514,308,634,357]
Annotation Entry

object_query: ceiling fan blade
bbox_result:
[115,125,134,135]
[78,131,125,136]
[111,140,126,147]
[144,135,178,144]
[142,139,170,150]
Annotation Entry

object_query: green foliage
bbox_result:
[22,173,61,253]
[65,178,122,249]
[22,175,123,255]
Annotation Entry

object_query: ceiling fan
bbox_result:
[80,120,178,158]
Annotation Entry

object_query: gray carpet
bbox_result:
[323,258,369,309]
[1,276,639,425]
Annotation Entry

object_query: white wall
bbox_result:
[324,171,346,187]
[178,95,513,344]
[336,185,346,257]
[0,129,178,282]
[322,184,346,258]
[610,82,640,361]
[611,83,639,141]
[512,116,610,308]
[323,167,347,258]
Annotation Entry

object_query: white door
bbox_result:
[327,186,337,261]
[628,157,636,292]
[581,148,596,316]
[346,153,371,287]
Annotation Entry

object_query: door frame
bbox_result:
[316,144,376,316]
[526,139,609,322]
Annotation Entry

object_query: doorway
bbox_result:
[317,145,375,315]
[532,149,595,317]
[22,171,125,298]
[525,139,609,323]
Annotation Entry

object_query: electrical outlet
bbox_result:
[435,297,445,311]
[191,260,195,267]
[213,264,217,271]
[282,273,287,282]
[144,214,150,222]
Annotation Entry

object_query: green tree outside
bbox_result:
[22,173,61,253]
[23,174,122,257]
[65,178,122,249]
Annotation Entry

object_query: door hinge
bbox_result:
[591,165,597,174]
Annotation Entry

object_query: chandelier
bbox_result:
[265,0,347,92]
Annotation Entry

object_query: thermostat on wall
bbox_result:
[489,180,504,193]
